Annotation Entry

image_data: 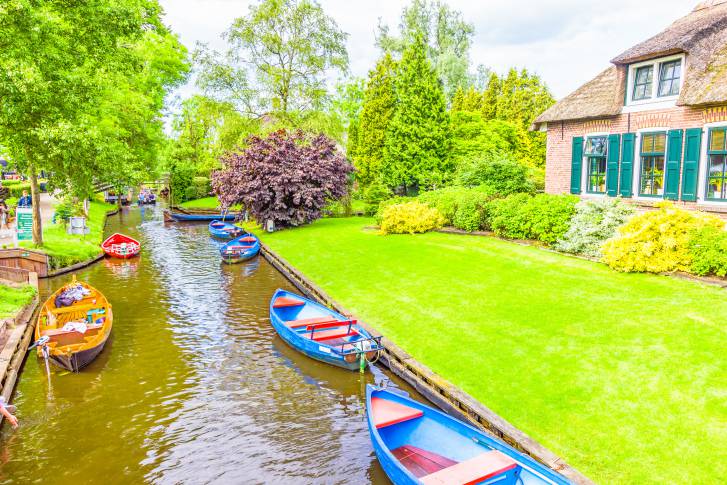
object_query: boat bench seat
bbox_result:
[308,328,358,342]
[239,237,256,243]
[420,450,518,485]
[273,296,305,308]
[225,245,253,250]
[371,397,424,429]
[286,316,340,328]
[51,303,99,316]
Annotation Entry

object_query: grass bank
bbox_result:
[178,196,220,209]
[0,284,36,319]
[21,201,115,270]
[259,217,726,484]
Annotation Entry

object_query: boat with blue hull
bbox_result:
[163,209,237,222]
[208,220,244,239]
[269,289,383,371]
[366,385,572,485]
[220,233,260,263]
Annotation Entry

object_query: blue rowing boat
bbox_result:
[164,209,237,222]
[208,220,244,239]
[219,233,260,263]
[366,385,572,485]
[269,289,383,371]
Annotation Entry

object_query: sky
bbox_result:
[158,0,695,105]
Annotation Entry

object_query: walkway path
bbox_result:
[0,193,56,246]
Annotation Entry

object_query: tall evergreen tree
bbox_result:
[382,35,450,192]
[356,53,398,186]
[461,86,483,112]
[482,73,500,120]
[450,86,465,112]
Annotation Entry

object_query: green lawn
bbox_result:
[0,284,36,319]
[21,201,115,270]
[178,196,220,209]
[260,217,727,485]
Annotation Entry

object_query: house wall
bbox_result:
[544,105,727,216]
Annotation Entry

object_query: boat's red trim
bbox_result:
[420,450,518,485]
[273,296,305,308]
[309,328,358,341]
[371,397,423,429]
[391,445,457,478]
[286,316,340,328]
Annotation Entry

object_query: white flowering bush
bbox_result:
[555,198,635,259]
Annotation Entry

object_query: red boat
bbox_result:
[101,233,141,259]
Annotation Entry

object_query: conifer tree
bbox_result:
[450,85,465,112]
[356,53,398,186]
[482,73,500,120]
[461,86,483,112]
[382,35,451,192]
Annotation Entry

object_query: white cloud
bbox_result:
[159,0,696,101]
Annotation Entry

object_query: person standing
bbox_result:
[17,190,31,208]
[0,199,8,231]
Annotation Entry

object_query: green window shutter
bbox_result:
[680,128,702,201]
[664,129,683,200]
[570,136,583,194]
[619,133,635,197]
[606,134,621,196]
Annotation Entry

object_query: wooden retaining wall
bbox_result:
[260,241,593,485]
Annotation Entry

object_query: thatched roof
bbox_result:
[534,1,727,127]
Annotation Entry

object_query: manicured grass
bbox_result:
[0,284,36,319]
[179,197,220,209]
[260,217,727,484]
[21,201,115,270]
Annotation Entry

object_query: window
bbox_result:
[585,136,607,193]
[639,132,667,197]
[706,127,727,200]
[658,60,681,97]
[632,66,653,101]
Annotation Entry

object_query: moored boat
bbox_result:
[366,385,572,485]
[163,209,237,222]
[219,233,260,263]
[33,277,113,372]
[269,289,383,371]
[209,220,244,239]
[101,233,141,259]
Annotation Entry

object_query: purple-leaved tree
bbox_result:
[212,129,353,227]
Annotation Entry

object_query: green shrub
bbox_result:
[6,182,31,198]
[602,203,724,273]
[689,226,727,277]
[170,163,196,203]
[363,182,393,216]
[192,176,211,199]
[374,196,410,225]
[380,201,444,235]
[417,186,494,231]
[555,198,635,258]
[487,193,532,239]
[1,179,24,187]
[488,193,577,244]
[455,151,535,196]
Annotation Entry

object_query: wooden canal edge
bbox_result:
[259,241,594,485]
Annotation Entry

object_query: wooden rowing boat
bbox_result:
[163,208,237,222]
[219,233,260,263]
[269,289,382,371]
[101,233,141,259]
[208,220,244,239]
[34,277,113,372]
[366,385,572,485]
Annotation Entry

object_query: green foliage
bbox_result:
[380,201,444,234]
[689,226,727,277]
[5,181,31,198]
[356,53,398,186]
[362,181,393,216]
[488,193,578,244]
[455,151,535,195]
[382,34,451,191]
[602,203,725,273]
[374,196,410,225]
[0,284,36,319]
[169,163,197,204]
[417,186,491,231]
[481,73,500,120]
[449,112,520,162]
[555,198,635,258]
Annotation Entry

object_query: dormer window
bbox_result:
[626,54,685,107]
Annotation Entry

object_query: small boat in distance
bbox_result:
[163,209,237,222]
[101,233,141,259]
[34,277,113,372]
[366,385,572,485]
[209,220,244,239]
[220,233,260,263]
[269,289,383,371]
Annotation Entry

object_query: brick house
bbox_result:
[533,0,727,215]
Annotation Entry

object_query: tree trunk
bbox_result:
[28,164,43,246]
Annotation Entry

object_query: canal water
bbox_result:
[0,206,416,484]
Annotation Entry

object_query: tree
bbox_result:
[377,0,474,101]
[195,0,348,118]
[356,53,398,186]
[382,35,450,193]
[481,73,501,120]
[450,86,465,112]
[0,0,185,244]
[461,86,483,112]
[212,130,353,227]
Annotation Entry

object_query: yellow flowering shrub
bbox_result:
[602,202,724,273]
[380,201,445,235]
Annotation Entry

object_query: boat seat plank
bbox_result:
[371,397,424,429]
[420,450,518,485]
[273,297,306,308]
[392,445,458,478]
[286,316,340,328]
[309,328,358,341]
[51,303,100,316]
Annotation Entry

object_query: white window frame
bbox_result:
[581,131,609,197]
[623,54,686,112]
[632,127,670,201]
[698,121,727,206]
